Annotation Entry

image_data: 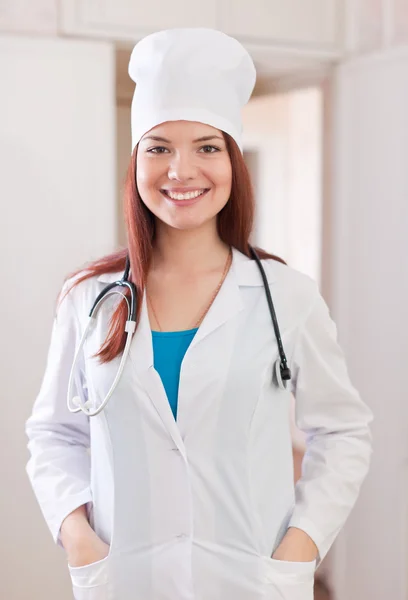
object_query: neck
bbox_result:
[151,221,230,275]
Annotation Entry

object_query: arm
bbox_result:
[274,281,373,565]
[60,505,90,551]
[60,505,109,566]
[25,279,93,548]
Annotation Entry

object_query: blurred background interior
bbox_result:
[1,1,407,599]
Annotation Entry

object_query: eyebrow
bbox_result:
[141,135,225,143]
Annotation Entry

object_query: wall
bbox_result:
[344,0,408,54]
[327,41,408,600]
[322,3,408,599]
[0,35,116,599]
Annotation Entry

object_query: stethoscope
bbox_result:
[67,245,291,417]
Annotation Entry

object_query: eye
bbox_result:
[200,145,220,153]
[146,146,169,154]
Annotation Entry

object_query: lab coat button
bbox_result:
[177,533,187,540]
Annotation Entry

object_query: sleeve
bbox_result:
[25,280,93,547]
[287,282,374,566]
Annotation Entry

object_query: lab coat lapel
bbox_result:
[176,247,277,438]
[188,247,245,350]
[95,271,186,455]
[189,247,277,349]
[129,290,187,456]
[127,248,248,453]
[95,248,276,454]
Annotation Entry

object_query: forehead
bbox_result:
[140,120,224,142]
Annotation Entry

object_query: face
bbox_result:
[136,121,232,232]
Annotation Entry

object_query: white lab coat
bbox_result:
[25,247,373,600]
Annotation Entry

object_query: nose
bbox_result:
[167,151,199,182]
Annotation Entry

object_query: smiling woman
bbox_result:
[25,26,373,600]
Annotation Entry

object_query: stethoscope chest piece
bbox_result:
[274,359,290,391]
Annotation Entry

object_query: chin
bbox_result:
[160,214,218,232]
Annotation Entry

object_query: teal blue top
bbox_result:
[151,328,198,420]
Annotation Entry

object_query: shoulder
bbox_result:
[233,247,321,329]
[263,258,321,326]
[57,270,104,321]
[265,258,318,297]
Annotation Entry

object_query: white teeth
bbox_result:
[165,189,206,200]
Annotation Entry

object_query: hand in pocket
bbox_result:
[67,528,110,568]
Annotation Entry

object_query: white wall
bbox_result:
[0,35,116,599]
[326,2,408,597]
[328,45,408,600]
[344,0,408,54]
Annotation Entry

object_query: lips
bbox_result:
[161,189,209,199]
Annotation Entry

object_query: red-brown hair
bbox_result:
[61,132,286,363]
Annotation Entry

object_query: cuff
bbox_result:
[288,515,327,568]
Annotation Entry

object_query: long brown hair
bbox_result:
[61,132,286,363]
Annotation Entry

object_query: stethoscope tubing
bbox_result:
[67,246,290,417]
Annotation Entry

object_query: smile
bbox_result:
[160,189,210,206]
[161,189,209,200]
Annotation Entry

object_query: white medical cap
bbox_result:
[128,28,257,154]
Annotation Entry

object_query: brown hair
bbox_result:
[61,133,286,363]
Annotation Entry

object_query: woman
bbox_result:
[25,28,373,600]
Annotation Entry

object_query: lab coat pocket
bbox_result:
[262,556,316,600]
[68,553,111,600]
